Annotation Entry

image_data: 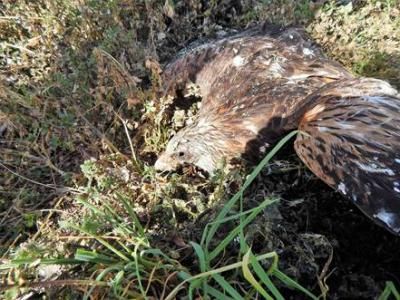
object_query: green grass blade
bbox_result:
[101,200,125,223]
[190,242,207,273]
[0,258,80,270]
[379,281,400,300]
[75,248,118,264]
[241,130,299,192]
[207,283,236,300]
[75,196,130,237]
[238,194,247,255]
[208,197,278,261]
[249,252,284,300]
[202,130,298,251]
[83,265,123,300]
[116,193,147,239]
[166,252,276,300]
[205,204,269,226]
[112,270,125,297]
[68,224,130,261]
[190,242,208,297]
[212,273,244,300]
[273,269,318,300]
[132,243,146,297]
[75,196,106,217]
[242,249,273,300]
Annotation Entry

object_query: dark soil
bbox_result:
[267,150,400,298]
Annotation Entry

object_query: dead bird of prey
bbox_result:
[155,25,400,235]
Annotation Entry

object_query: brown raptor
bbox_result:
[155,25,400,235]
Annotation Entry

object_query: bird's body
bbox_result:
[158,27,352,172]
[155,25,400,235]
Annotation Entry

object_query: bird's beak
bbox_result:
[154,153,178,171]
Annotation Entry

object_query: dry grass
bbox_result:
[1,0,400,298]
[309,0,400,87]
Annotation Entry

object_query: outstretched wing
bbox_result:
[294,78,400,235]
[163,25,352,155]
[162,25,351,107]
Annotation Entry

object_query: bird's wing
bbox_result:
[294,78,400,235]
[162,26,351,103]
[163,26,353,161]
[195,31,353,145]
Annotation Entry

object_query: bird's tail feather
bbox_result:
[294,78,400,235]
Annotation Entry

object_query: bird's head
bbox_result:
[154,121,229,174]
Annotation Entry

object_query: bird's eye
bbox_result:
[178,151,185,157]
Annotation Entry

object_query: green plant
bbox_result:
[1,131,317,299]
[165,131,319,299]
[1,191,183,299]
[379,281,400,300]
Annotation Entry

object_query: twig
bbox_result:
[75,108,127,159]
[113,112,142,171]
[0,279,109,292]
[0,162,81,194]
[317,246,334,300]
[0,233,22,260]
[57,235,122,240]
[160,271,179,300]
[2,42,35,55]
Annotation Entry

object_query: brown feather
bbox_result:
[156,26,400,235]
[295,78,400,234]
[162,26,352,157]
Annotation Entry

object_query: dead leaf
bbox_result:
[173,235,188,247]
[163,0,175,19]
[145,57,162,75]
[127,97,142,108]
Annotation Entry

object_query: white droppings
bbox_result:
[302,48,314,56]
[289,74,314,80]
[338,79,398,98]
[233,55,245,67]
[395,158,400,164]
[318,126,329,132]
[376,81,398,95]
[374,209,400,232]
[373,156,378,161]
[339,123,355,130]
[338,182,347,195]
[304,104,325,122]
[363,96,399,109]
[355,162,395,176]
[289,46,298,53]
[270,61,284,74]
[366,187,372,196]
[244,121,259,134]
[196,154,216,175]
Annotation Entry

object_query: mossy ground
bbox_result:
[1,0,400,299]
